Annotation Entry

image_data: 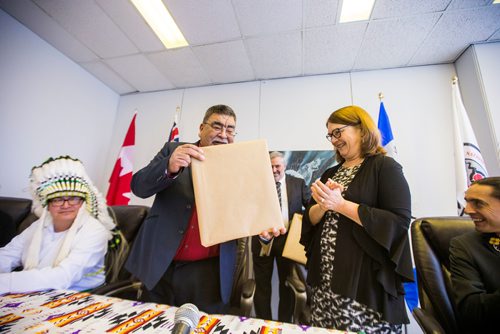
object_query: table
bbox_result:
[0,289,351,333]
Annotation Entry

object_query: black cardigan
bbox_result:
[300,154,414,324]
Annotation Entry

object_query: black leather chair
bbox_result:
[0,196,32,246]
[91,205,149,299]
[230,237,310,321]
[285,263,309,324]
[230,236,256,316]
[411,217,475,334]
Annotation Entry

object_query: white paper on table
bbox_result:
[191,139,283,247]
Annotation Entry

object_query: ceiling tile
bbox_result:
[354,13,441,70]
[147,48,212,88]
[410,6,500,65]
[2,0,499,95]
[33,0,138,58]
[105,54,174,92]
[193,40,255,84]
[164,0,240,45]
[0,0,98,62]
[245,32,302,79]
[304,0,339,28]
[488,28,500,41]
[96,0,164,53]
[80,61,136,95]
[371,0,450,19]
[233,0,302,37]
[304,22,367,75]
[448,0,492,10]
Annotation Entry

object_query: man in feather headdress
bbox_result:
[0,156,115,293]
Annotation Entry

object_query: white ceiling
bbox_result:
[1,0,499,95]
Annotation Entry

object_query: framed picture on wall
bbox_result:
[280,150,337,187]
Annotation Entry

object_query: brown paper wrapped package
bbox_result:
[282,213,307,265]
[191,140,284,247]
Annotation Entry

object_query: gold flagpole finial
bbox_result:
[452,76,458,84]
[378,92,384,101]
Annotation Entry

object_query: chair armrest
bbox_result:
[91,280,142,298]
[285,274,306,293]
[285,274,307,324]
[241,278,256,299]
[412,307,446,334]
[240,278,256,316]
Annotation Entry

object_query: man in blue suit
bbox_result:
[126,105,283,314]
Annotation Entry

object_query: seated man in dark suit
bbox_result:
[450,176,500,333]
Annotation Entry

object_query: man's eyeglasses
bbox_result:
[204,122,237,137]
[325,124,358,142]
[49,196,84,207]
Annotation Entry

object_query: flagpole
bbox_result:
[174,106,180,123]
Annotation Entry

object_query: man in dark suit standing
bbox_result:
[252,151,310,322]
[125,105,284,314]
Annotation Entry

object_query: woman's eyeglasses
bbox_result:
[49,196,84,207]
[325,124,351,142]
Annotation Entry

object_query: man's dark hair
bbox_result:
[472,177,500,200]
[202,104,236,123]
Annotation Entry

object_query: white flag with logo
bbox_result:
[452,78,488,215]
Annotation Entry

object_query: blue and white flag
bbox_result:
[377,102,398,159]
[377,101,419,312]
[452,78,488,215]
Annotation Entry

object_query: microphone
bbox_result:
[172,303,201,334]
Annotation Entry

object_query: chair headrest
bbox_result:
[0,197,33,225]
[108,205,149,243]
[417,217,475,270]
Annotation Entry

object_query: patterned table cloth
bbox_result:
[0,289,352,333]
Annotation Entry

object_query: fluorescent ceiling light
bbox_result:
[131,0,188,49]
[493,0,500,4]
[339,0,376,23]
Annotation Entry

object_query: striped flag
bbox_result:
[452,78,488,215]
[168,121,179,142]
[168,108,180,142]
[106,112,136,205]
[377,101,398,159]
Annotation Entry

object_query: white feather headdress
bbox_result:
[29,156,114,231]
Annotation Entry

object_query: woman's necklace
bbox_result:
[342,158,365,169]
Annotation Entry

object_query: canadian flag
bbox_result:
[106,113,136,205]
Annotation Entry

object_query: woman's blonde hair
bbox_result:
[326,105,386,163]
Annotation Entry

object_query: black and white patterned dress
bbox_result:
[310,165,402,334]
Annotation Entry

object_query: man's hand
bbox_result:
[168,144,205,174]
[258,226,287,241]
